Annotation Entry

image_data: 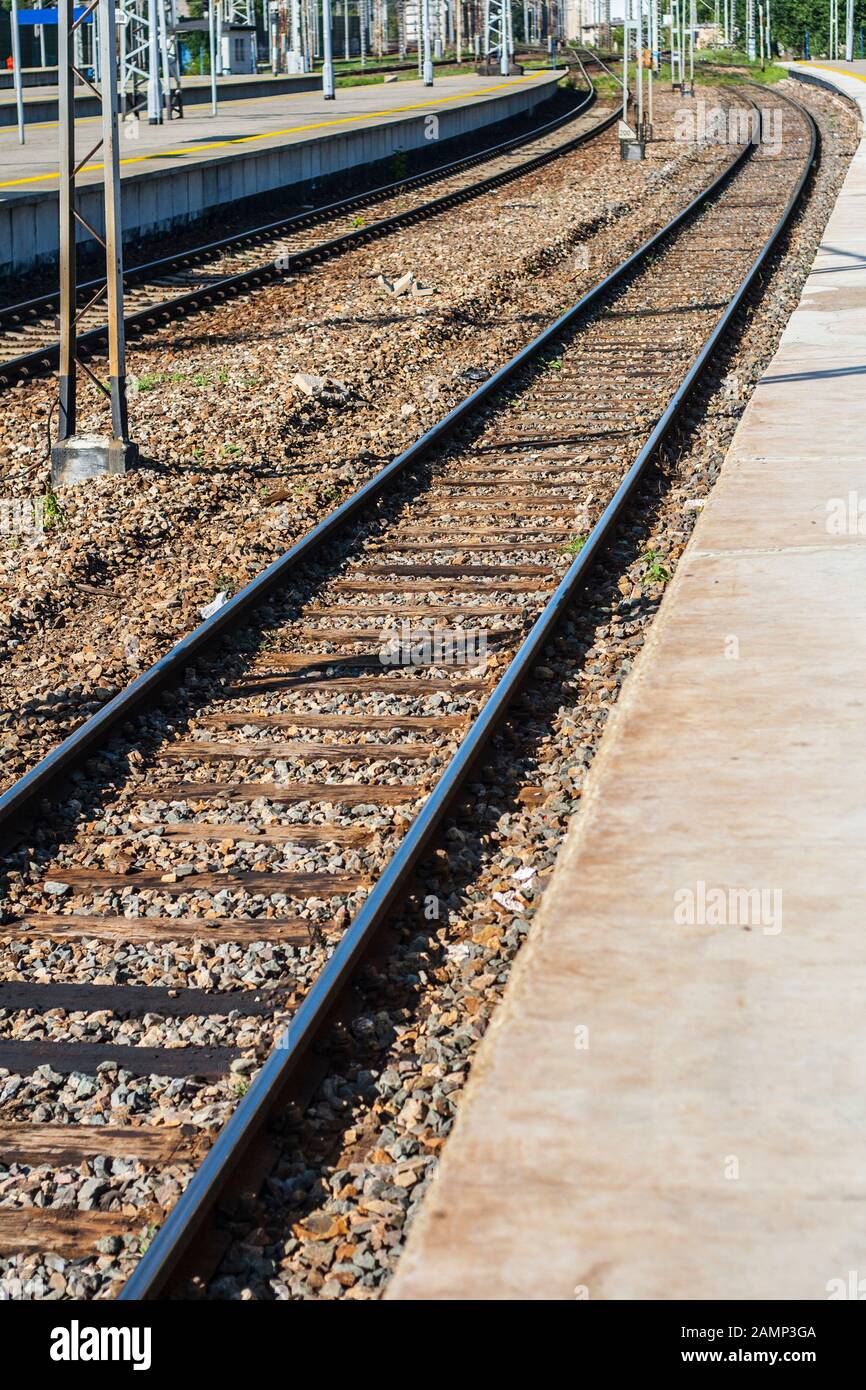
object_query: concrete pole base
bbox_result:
[620,137,646,161]
[50,434,139,488]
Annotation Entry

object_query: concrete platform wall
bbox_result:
[0,67,58,90]
[0,76,558,279]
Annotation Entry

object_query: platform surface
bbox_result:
[0,70,313,108]
[0,70,558,197]
[388,66,866,1301]
[796,57,866,77]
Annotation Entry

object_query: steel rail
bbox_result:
[0,64,603,385]
[572,44,624,87]
[111,88,818,1298]
[0,109,759,838]
[3,72,593,326]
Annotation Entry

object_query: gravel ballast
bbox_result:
[0,78,854,1301]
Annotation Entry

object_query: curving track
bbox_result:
[0,61,615,390]
[0,83,816,1300]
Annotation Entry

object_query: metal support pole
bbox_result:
[289,0,301,65]
[53,0,138,483]
[10,0,25,146]
[636,0,643,132]
[216,0,224,72]
[758,0,763,64]
[270,0,278,71]
[647,0,653,130]
[670,0,677,89]
[147,0,162,120]
[93,2,101,81]
[99,0,130,441]
[422,0,433,80]
[39,20,47,66]
[119,6,127,106]
[623,0,629,120]
[158,0,173,118]
[57,0,77,443]
[845,0,854,60]
[322,0,335,93]
[209,1,218,112]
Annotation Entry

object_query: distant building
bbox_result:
[564,1,607,46]
[220,23,257,73]
[696,21,722,48]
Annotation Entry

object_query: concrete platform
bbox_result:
[0,66,59,90]
[388,66,866,1302]
[794,57,866,79]
[0,69,561,276]
[0,70,324,127]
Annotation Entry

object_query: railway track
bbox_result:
[0,59,615,390]
[0,83,816,1301]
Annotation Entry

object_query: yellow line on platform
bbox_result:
[797,62,866,82]
[0,73,547,190]
[0,83,312,137]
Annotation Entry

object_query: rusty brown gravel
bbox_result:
[0,78,848,1302]
[180,79,856,1302]
[0,88,742,792]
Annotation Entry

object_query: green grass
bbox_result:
[214,573,237,599]
[641,549,671,586]
[138,1223,158,1254]
[42,490,64,530]
[562,534,587,557]
[647,54,787,88]
[134,368,230,392]
[696,49,788,85]
[133,371,163,392]
[587,69,622,97]
[572,49,788,95]
[335,62,479,87]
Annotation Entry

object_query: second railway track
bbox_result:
[0,60,614,389]
[0,82,816,1300]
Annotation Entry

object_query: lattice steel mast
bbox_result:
[52,0,139,485]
